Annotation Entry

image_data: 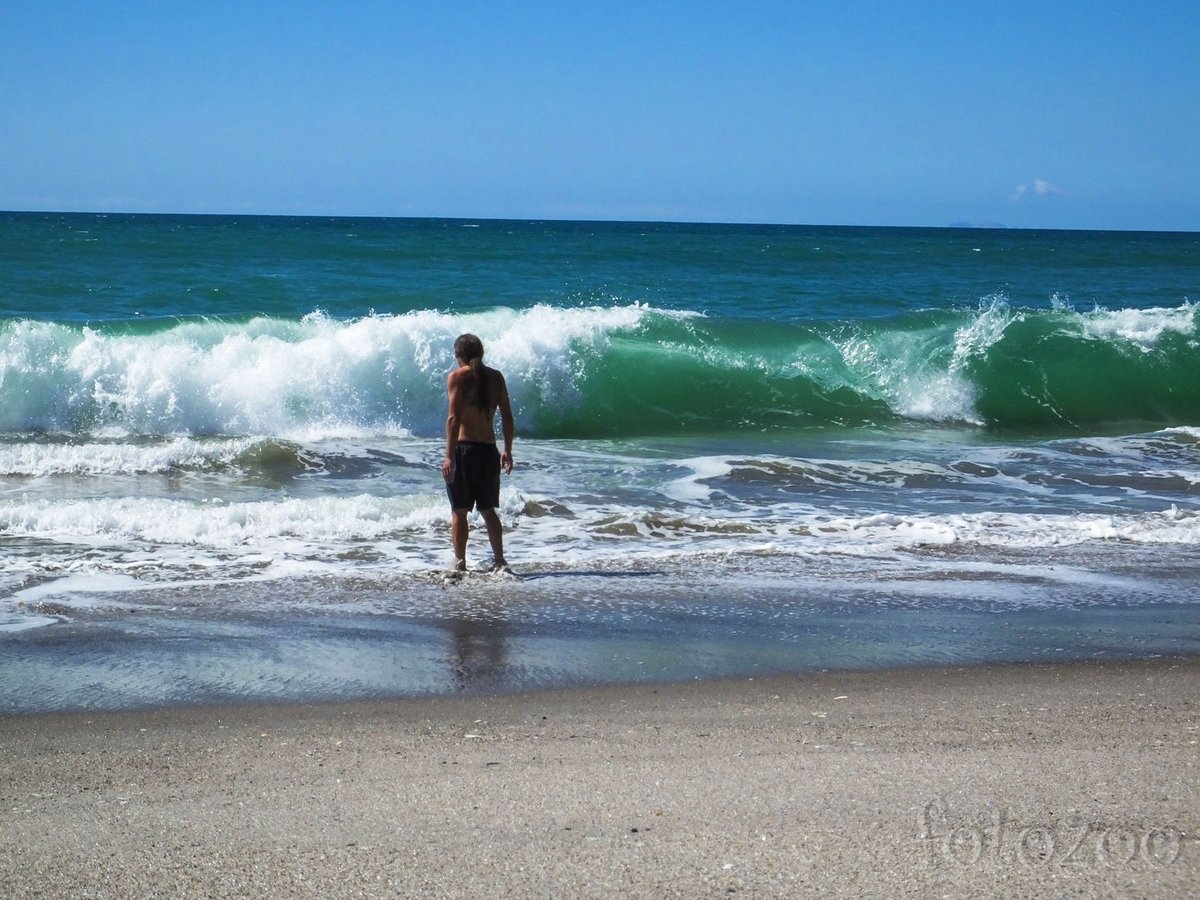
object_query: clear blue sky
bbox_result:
[3,1,1197,230]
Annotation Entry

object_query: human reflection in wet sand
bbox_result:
[443,607,510,692]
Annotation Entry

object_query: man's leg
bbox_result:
[450,508,469,570]
[479,508,507,569]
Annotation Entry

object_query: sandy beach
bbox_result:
[2,658,1197,898]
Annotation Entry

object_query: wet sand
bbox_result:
[2,658,1197,898]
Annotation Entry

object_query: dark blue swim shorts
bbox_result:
[446,441,501,511]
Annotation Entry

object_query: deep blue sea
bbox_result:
[3,212,1199,711]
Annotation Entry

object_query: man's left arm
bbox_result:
[497,373,514,475]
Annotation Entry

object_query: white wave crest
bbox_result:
[1076,302,1197,349]
[0,304,660,438]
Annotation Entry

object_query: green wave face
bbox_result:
[531,301,1200,437]
[969,307,1200,430]
[528,320,895,437]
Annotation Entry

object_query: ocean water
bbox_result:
[2,212,1199,711]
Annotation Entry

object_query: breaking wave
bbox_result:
[1,300,1197,439]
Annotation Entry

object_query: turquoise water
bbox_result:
[2,212,1199,711]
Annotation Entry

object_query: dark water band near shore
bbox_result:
[4,553,1200,715]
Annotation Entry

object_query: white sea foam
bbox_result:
[13,573,151,606]
[1077,302,1197,349]
[0,437,258,477]
[661,457,732,502]
[39,477,1186,561]
[807,506,1200,550]
[0,304,662,438]
[1,483,1197,618]
[3,420,1199,619]
[1157,426,1200,445]
[0,493,451,548]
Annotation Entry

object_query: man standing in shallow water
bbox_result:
[442,333,514,572]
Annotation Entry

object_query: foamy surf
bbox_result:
[4,436,1200,634]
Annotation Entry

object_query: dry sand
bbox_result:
[2,658,1197,898]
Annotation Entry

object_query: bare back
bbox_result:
[445,364,514,450]
[449,366,501,441]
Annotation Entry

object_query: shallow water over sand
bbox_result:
[5,543,1199,713]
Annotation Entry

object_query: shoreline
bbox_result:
[7,578,1200,716]
[4,657,1197,896]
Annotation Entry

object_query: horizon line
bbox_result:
[2,208,1196,236]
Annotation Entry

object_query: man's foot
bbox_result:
[490,561,515,576]
[452,558,467,573]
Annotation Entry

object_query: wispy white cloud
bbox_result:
[1010,177,1066,201]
